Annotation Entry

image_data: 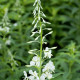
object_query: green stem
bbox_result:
[39,21,43,78]
[37,1,43,78]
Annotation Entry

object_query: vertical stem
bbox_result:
[37,0,43,78]
[39,21,43,78]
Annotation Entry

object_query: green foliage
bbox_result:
[0,0,80,80]
[53,41,80,80]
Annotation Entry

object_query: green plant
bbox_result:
[53,41,80,80]
[23,0,56,80]
[0,0,80,80]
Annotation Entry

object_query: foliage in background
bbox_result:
[0,0,80,80]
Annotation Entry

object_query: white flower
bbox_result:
[29,70,39,80]
[0,27,4,31]
[44,47,52,58]
[40,73,46,80]
[0,26,10,33]
[23,71,28,80]
[42,60,55,73]
[8,50,13,60]
[29,70,37,77]
[45,72,52,79]
[40,72,53,80]
[42,61,55,80]
[14,23,18,26]
[5,39,11,45]
[4,27,10,33]
[30,61,35,66]
[5,36,11,45]
[30,56,40,67]
[23,0,56,80]
[28,76,34,80]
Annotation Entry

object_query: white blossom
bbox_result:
[5,39,11,45]
[0,26,10,33]
[23,0,56,79]
[4,27,10,33]
[23,71,28,80]
[14,23,18,26]
[44,47,52,58]
[30,61,35,66]
[0,27,4,31]
[45,72,52,79]
[28,76,34,80]
[29,70,39,80]
[42,60,55,73]
[30,56,40,67]
[40,72,53,80]
[40,73,46,80]
[5,36,11,45]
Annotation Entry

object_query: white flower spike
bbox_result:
[23,0,56,80]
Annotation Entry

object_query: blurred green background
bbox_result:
[0,0,80,80]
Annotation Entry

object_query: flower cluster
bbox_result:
[0,8,17,69]
[30,56,40,67]
[0,9,11,48]
[23,0,56,80]
[0,26,10,33]
[24,60,55,80]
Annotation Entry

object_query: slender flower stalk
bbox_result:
[23,0,57,80]
[39,21,43,78]
[0,8,18,70]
